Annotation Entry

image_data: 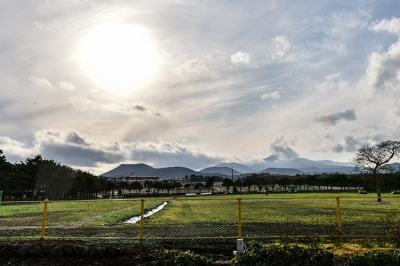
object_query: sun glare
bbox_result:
[80,24,159,92]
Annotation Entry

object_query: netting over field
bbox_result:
[0,195,399,241]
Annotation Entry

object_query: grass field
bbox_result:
[1,192,400,240]
[140,193,400,238]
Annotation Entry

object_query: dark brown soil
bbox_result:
[0,240,236,265]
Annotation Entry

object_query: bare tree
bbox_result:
[352,140,400,202]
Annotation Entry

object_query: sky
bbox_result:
[1,0,400,174]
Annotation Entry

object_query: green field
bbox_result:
[141,193,400,238]
[0,193,399,240]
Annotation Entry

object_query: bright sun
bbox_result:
[80,24,159,92]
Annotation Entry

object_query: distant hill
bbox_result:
[100,164,198,179]
[250,157,354,173]
[153,167,198,178]
[101,158,384,179]
[101,163,156,178]
[200,167,241,175]
[258,168,304,175]
[389,162,400,170]
[214,162,254,173]
[298,166,355,174]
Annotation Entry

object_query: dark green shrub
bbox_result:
[337,250,400,266]
[347,252,375,266]
[176,250,209,265]
[235,241,334,266]
[373,251,400,266]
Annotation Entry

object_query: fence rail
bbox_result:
[0,195,398,241]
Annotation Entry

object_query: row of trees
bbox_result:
[187,175,224,183]
[122,177,216,195]
[0,150,220,199]
[219,171,400,193]
[0,151,110,200]
[98,170,400,196]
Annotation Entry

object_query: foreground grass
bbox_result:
[0,199,164,226]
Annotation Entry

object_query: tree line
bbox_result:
[0,150,109,200]
[219,171,400,193]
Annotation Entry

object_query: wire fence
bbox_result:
[0,195,399,241]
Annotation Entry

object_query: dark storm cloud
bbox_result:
[332,143,345,153]
[135,105,146,112]
[265,137,299,161]
[129,149,221,170]
[152,110,162,117]
[344,135,359,152]
[314,109,357,126]
[332,135,360,153]
[41,143,124,167]
[332,143,344,153]
[34,129,224,170]
[65,131,88,146]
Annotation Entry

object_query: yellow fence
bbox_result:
[0,196,397,241]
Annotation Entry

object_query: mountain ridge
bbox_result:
[100,158,365,178]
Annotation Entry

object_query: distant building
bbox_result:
[125,176,159,181]
[108,176,159,183]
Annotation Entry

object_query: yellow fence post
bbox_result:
[238,197,242,239]
[139,198,145,242]
[335,195,343,241]
[40,199,49,240]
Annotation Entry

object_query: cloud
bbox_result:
[264,154,279,161]
[332,135,364,153]
[1,128,223,173]
[318,10,368,39]
[34,21,45,29]
[265,137,298,161]
[0,136,33,162]
[32,129,124,167]
[332,143,344,153]
[42,142,124,167]
[271,36,291,59]
[65,131,88,146]
[2,0,400,171]
[174,59,211,81]
[73,98,165,117]
[126,140,221,170]
[366,40,400,91]
[135,105,146,112]
[152,110,162,117]
[58,81,76,90]
[261,91,280,100]
[316,73,349,93]
[343,135,360,152]
[314,109,357,126]
[370,17,400,35]
[230,51,251,64]
[29,77,53,88]
[0,72,16,83]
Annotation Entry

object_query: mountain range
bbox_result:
[100,157,366,179]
